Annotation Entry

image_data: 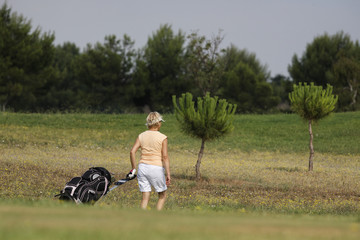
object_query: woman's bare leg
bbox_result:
[156,191,167,211]
[141,192,151,210]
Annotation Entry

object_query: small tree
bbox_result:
[173,92,237,180]
[289,82,338,171]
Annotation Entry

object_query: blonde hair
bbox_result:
[146,112,164,129]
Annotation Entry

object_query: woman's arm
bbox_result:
[162,138,171,185]
[130,137,141,169]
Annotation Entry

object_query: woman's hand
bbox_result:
[166,175,171,186]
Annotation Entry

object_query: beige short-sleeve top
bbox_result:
[138,130,167,167]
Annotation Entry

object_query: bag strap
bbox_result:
[99,177,109,199]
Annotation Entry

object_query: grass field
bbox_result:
[0,111,359,154]
[0,112,360,239]
[1,201,359,240]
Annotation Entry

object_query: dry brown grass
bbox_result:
[1,145,359,214]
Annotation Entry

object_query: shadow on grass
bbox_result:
[266,167,304,172]
[172,173,210,182]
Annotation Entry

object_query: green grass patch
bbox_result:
[0,111,359,154]
[0,200,359,240]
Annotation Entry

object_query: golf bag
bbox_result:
[55,167,112,204]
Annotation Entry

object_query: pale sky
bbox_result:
[3,0,360,77]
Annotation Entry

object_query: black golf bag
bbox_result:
[55,167,112,204]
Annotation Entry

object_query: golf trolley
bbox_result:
[55,167,136,204]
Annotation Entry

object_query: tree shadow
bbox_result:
[266,167,304,172]
[172,173,209,182]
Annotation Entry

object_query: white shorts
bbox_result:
[137,163,167,193]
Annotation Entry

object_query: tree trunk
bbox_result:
[1,99,8,112]
[195,139,205,180]
[348,80,357,108]
[351,89,357,107]
[308,119,314,171]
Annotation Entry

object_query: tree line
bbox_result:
[1,4,359,113]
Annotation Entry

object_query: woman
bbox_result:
[127,112,171,210]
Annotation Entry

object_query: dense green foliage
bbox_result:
[220,46,280,112]
[185,31,225,96]
[75,34,136,112]
[333,47,360,110]
[172,92,236,141]
[0,4,283,113]
[289,83,338,121]
[289,32,360,111]
[132,24,189,112]
[0,4,55,111]
[1,4,360,113]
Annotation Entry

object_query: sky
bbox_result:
[3,0,360,77]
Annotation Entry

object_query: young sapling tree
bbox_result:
[173,92,236,180]
[289,82,338,171]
